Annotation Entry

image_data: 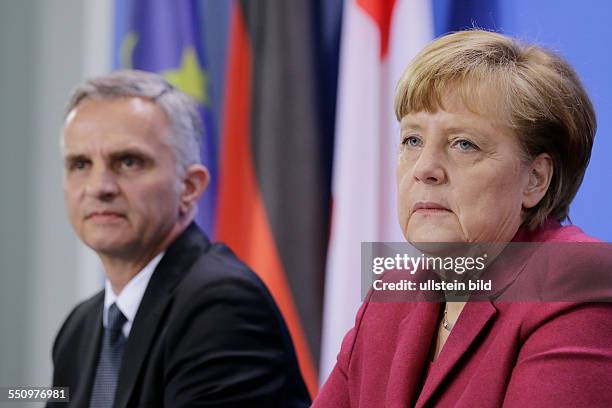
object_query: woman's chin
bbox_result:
[405,220,465,244]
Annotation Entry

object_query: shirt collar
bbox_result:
[103,252,164,335]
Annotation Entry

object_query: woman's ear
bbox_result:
[179,164,209,216]
[522,153,553,209]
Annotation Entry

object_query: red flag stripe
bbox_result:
[357,0,397,58]
[216,4,318,397]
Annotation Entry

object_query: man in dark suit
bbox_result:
[49,70,311,407]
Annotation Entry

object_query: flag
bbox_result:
[319,0,434,382]
[116,0,219,235]
[216,0,337,396]
[433,0,500,36]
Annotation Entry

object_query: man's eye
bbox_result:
[71,160,89,170]
[120,156,141,168]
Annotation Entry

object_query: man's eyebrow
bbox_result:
[64,153,89,163]
[107,148,155,161]
[64,148,155,162]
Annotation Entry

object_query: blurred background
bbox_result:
[1,0,610,403]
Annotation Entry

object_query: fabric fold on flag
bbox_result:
[320,0,433,383]
[217,0,337,397]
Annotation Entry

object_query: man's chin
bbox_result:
[82,235,135,258]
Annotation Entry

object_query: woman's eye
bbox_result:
[454,139,478,151]
[402,136,421,147]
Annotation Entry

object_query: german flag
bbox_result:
[216,0,335,396]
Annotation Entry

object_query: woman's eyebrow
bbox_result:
[443,126,489,138]
[400,121,423,131]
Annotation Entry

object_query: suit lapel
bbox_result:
[113,223,210,408]
[385,302,441,407]
[114,287,173,408]
[416,301,497,408]
[70,294,104,407]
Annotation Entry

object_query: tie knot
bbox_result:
[107,303,127,332]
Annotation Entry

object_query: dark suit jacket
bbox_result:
[48,223,311,407]
[313,221,612,407]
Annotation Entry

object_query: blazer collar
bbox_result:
[69,292,104,408]
[385,302,441,407]
[386,219,574,406]
[415,301,497,407]
[114,222,211,408]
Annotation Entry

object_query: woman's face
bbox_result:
[396,97,532,244]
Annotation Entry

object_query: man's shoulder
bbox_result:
[59,290,103,330]
[188,241,261,283]
[160,223,266,291]
[175,240,274,306]
[158,238,298,371]
[52,290,103,355]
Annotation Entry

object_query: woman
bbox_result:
[313,30,612,407]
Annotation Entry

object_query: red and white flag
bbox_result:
[320,0,433,382]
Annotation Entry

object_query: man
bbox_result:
[48,70,311,407]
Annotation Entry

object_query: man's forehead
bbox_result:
[64,107,79,126]
[65,96,167,127]
[62,127,165,160]
[62,136,156,158]
[64,97,170,138]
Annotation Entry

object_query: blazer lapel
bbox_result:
[416,301,497,408]
[385,302,441,408]
[70,295,104,407]
[113,223,211,408]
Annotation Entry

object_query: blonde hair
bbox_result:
[394,30,596,230]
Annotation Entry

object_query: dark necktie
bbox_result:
[90,303,127,408]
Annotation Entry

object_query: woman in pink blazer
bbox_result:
[313,30,612,407]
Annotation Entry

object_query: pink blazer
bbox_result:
[314,221,612,407]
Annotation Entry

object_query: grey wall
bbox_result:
[0,1,110,405]
[0,0,38,389]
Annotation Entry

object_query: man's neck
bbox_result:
[100,256,156,295]
[99,221,188,294]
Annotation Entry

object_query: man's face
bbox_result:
[62,97,183,259]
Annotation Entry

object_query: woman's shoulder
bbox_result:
[508,219,612,301]
[497,301,612,353]
[514,218,602,243]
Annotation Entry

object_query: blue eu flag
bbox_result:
[114,0,218,236]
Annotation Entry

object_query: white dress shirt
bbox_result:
[102,252,164,338]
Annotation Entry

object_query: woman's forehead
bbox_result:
[400,86,511,128]
[398,74,511,119]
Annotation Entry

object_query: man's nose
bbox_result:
[413,146,446,185]
[85,166,119,201]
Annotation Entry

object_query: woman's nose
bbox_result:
[412,146,446,185]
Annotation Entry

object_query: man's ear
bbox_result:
[179,164,209,216]
[522,153,553,209]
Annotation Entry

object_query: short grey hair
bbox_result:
[65,69,203,170]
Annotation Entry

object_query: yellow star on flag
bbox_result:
[120,32,138,69]
[162,47,208,105]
